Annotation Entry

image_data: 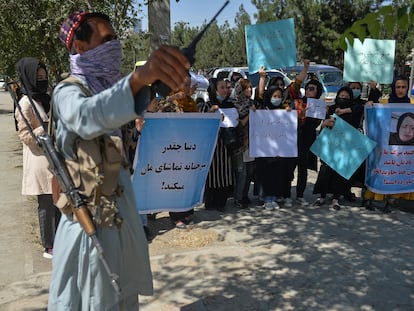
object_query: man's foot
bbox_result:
[43,248,53,259]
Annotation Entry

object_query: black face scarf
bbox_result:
[16,57,50,113]
[335,97,353,109]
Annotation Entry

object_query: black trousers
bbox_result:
[37,194,61,249]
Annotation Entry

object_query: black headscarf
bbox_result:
[16,57,50,113]
[389,112,414,145]
[304,79,323,99]
[334,86,354,109]
[262,85,284,109]
[389,76,410,103]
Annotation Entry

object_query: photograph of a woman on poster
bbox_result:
[389,112,414,145]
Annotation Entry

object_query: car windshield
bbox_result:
[319,71,343,86]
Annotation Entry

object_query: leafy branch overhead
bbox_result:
[338,4,414,50]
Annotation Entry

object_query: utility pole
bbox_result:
[148,0,171,53]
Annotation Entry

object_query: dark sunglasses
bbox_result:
[306,86,316,91]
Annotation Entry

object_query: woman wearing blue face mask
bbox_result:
[255,86,295,210]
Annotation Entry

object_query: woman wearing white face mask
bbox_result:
[255,86,295,210]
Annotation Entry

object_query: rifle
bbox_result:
[7,78,121,295]
[152,0,230,97]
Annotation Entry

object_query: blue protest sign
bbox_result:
[310,114,377,180]
[365,104,414,194]
[343,38,395,84]
[132,113,220,214]
[245,18,296,73]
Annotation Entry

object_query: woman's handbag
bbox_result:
[220,126,242,151]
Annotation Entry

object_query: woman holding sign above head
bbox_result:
[255,85,296,209]
[294,79,324,207]
[257,59,310,208]
[204,78,236,212]
[363,76,414,213]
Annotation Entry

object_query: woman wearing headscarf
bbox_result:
[255,85,296,209]
[232,78,257,208]
[204,78,235,212]
[364,76,414,212]
[294,79,324,207]
[155,79,198,229]
[313,86,358,210]
[15,57,61,259]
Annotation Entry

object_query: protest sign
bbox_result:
[365,104,414,194]
[218,108,239,127]
[132,113,220,213]
[245,18,296,73]
[343,38,395,84]
[310,114,377,180]
[249,109,297,157]
[305,98,327,120]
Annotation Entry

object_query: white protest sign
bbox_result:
[306,98,327,120]
[249,109,298,157]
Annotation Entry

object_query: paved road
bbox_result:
[0,90,414,311]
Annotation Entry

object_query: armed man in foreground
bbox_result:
[48,11,190,310]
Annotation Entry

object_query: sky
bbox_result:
[139,0,257,30]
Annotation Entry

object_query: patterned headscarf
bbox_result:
[59,11,88,50]
[234,79,254,118]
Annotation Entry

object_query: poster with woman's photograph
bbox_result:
[388,112,414,146]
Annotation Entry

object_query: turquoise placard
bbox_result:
[310,114,377,180]
[343,38,395,84]
[245,18,296,74]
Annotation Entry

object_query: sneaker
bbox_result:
[330,200,341,211]
[312,198,326,206]
[234,200,248,209]
[43,248,53,259]
[344,192,356,202]
[271,201,280,210]
[284,198,293,208]
[264,202,275,210]
[296,197,309,207]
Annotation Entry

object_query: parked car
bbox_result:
[0,75,7,91]
[281,64,344,103]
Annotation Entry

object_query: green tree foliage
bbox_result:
[339,1,414,74]
[3,0,414,84]
[171,4,251,71]
[0,0,141,82]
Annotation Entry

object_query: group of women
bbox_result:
[202,63,414,213]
